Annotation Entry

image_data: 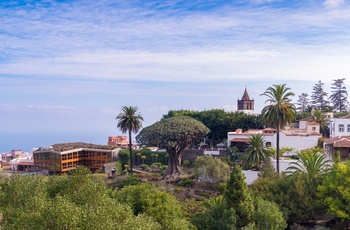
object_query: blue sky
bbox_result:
[1,0,350,152]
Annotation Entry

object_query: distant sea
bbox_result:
[0,131,110,153]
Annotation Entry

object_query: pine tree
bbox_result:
[223,163,254,228]
[297,93,309,113]
[311,80,330,111]
[329,78,348,112]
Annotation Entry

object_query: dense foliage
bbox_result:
[242,134,271,170]
[163,109,264,146]
[0,166,162,229]
[194,155,230,189]
[318,161,350,223]
[111,183,191,230]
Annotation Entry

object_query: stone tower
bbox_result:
[237,88,254,115]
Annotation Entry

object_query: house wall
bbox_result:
[265,133,320,151]
[299,120,308,129]
[329,118,350,138]
[228,132,320,152]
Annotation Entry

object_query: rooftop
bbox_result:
[36,142,118,152]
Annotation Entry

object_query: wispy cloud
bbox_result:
[324,0,346,8]
[2,0,350,151]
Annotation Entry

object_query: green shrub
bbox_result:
[183,159,190,168]
[152,163,162,168]
[140,164,149,171]
[218,182,226,194]
[92,173,108,180]
[178,178,194,187]
[123,176,140,187]
[162,165,168,170]
[194,155,230,189]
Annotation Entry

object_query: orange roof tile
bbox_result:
[230,138,250,143]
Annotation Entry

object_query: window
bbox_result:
[339,124,344,132]
[347,124,350,132]
[312,127,316,131]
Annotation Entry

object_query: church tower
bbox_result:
[237,87,254,115]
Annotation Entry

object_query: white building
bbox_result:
[227,121,321,153]
[328,114,350,138]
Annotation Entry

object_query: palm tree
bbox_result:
[116,106,144,175]
[261,84,296,173]
[242,134,271,170]
[286,152,331,181]
[311,109,328,137]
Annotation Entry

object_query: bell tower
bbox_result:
[237,87,254,115]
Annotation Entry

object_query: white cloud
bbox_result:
[324,0,345,8]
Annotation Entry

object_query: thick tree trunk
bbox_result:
[162,151,182,179]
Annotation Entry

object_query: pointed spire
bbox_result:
[241,87,250,100]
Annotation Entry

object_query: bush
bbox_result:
[140,164,149,171]
[194,155,230,189]
[218,182,226,194]
[162,165,168,170]
[152,163,162,168]
[178,178,194,187]
[182,159,190,168]
[251,197,287,230]
[113,183,191,230]
[123,176,140,187]
[92,173,108,180]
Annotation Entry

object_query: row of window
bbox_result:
[35,160,107,171]
[35,151,111,161]
[34,152,60,161]
[35,162,60,170]
[338,124,350,132]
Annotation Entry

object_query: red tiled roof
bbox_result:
[309,131,321,136]
[230,138,250,143]
[300,117,312,121]
[325,136,350,147]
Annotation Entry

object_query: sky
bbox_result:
[1,0,350,152]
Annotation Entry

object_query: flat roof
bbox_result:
[36,142,118,152]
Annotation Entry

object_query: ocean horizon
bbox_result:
[0,131,112,153]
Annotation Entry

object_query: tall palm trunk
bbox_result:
[128,129,133,175]
[276,126,280,174]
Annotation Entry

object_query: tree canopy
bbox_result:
[329,78,348,112]
[311,80,330,111]
[242,134,271,170]
[318,161,350,224]
[163,109,264,146]
[136,116,210,178]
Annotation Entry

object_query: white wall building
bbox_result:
[328,114,350,138]
[228,122,321,153]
